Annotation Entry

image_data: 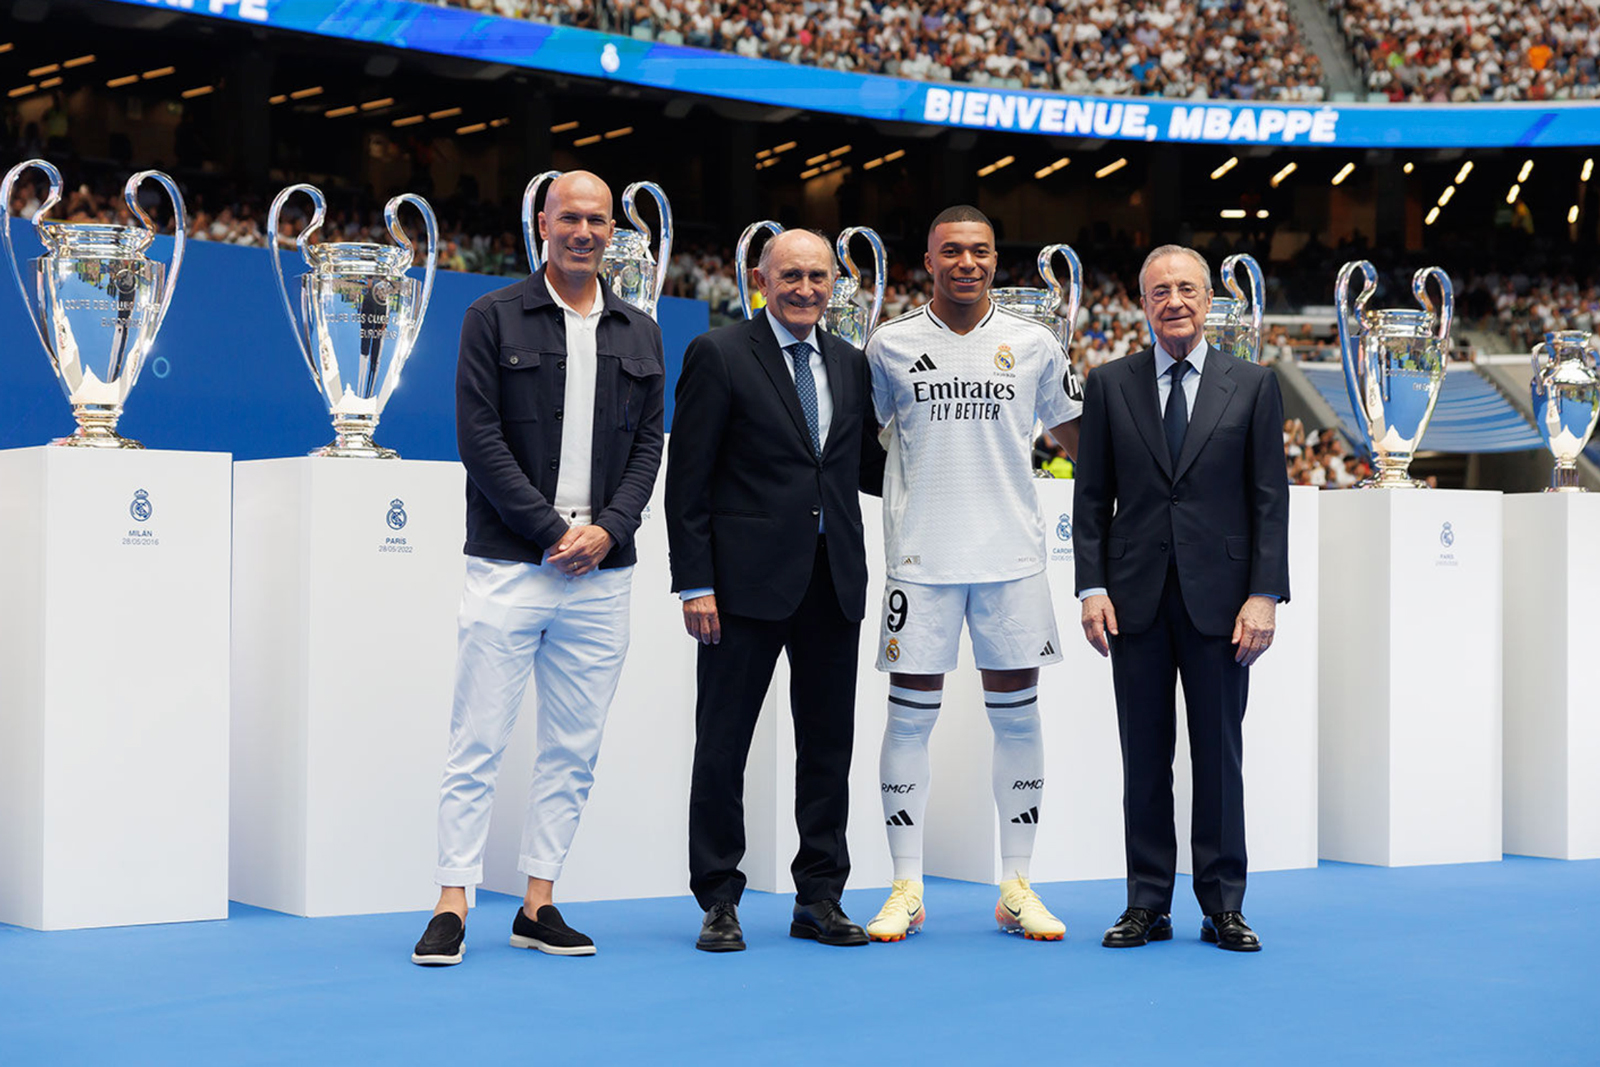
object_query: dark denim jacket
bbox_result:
[455,268,665,567]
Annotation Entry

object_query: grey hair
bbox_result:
[757,228,837,278]
[1138,245,1213,296]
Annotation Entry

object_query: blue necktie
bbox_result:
[787,341,821,457]
[1164,359,1190,465]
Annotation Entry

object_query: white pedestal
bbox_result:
[919,482,1319,888]
[483,478,698,902]
[230,458,465,917]
[0,447,231,930]
[1502,493,1600,860]
[1319,489,1503,867]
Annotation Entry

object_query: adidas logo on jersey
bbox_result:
[909,354,937,373]
[1010,806,1040,825]
[1039,641,1056,656]
[887,809,915,827]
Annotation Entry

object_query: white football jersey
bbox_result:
[868,301,1083,585]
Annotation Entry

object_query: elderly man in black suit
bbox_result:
[1073,244,1290,953]
[666,228,885,952]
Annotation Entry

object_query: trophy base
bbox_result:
[1356,455,1426,489]
[1547,464,1587,492]
[1355,475,1428,489]
[50,428,144,450]
[309,440,401,460]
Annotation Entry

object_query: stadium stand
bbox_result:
[1332,0,1600,102]
[434,0,1328,100]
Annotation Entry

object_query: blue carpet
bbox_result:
[1,858,1594,1065]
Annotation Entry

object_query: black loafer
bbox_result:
[1101,907,1173,948]
[509,904,596,956]
[1202,912,1262,952]
[697,902,746,953]
[411,911,465,966]
[790,900,868,946]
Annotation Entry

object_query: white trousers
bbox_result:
[434,556,632,886]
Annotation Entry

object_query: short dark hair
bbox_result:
[928,204,993,241]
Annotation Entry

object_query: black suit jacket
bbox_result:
[1073,346,1289,636]
[666,313,885,622]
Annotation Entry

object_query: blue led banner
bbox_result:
[104,0,1600,148]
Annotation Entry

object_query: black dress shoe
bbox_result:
[790,900,868,946]
[1202,912,1262,952]
[697,902,746,953]
[1101,907,1173,948]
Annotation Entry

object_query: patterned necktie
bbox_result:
[787,341,822,457]
[1164,359,1190,465]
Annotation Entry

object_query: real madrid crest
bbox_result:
[129,488,153,522]
[1056,513,1072,541]
[884,638,901,663]
[994,344,1015,372]
[387,498,408,530]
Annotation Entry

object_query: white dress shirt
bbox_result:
[1153,337,1208,421]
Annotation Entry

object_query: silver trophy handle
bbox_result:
[0,158,61,359]
[124,169,188,343]
[1336,259,1379,449]
[267,183,327,382]
[1222,253,1266,362]
[1413,266,1454,344]
[521,170,562,274]
[837,226,887,339]
[387,192,439,353]
[623,180,672,309]
[736,220,784,320]
[1039,243,1084,350]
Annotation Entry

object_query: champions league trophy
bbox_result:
[733,220,889,346]
[522,171,673,319]
[1336,260,1454,488]
[990,244,1085,478]
[990,243,1084,353]
[825,227,887,347]
[1530,330,1600,492]
[1205,252,1266,363]
[267,183,438,459]
[1,158,186,448]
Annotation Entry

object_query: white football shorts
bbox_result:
[874,571,1063,674]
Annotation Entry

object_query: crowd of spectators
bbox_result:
[437,0,1327,101]
[1333,0,1600,102]
[2,167,533,276]
[1283,417,1371,486]
[1463,272,1600,354]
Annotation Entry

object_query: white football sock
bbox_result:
[986,686,1043,880]
[880,685,942,882]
